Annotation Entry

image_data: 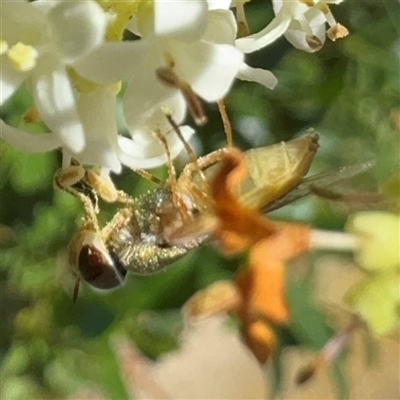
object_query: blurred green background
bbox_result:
[0,0,399,399]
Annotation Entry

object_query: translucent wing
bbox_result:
[262,160,376,213]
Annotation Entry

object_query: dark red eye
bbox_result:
[78,244,126,289]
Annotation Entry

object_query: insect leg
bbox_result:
[179,147,228,183]
[132,169,164,185]
[154,129,190,221]
[85,168,134,205]
[166,113,211,196]
[54,165,100,226]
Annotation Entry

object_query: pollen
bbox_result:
[0,39,9,55]
[7,42,38,72]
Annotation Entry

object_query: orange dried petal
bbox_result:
[235,225,310,326]
[211,148,276,254]
[237,252,289,326]
[255,222,311,262]
[209,146,313,362]
[241,319,277,364]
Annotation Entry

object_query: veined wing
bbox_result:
[262,160,376,213]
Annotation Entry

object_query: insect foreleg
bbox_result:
[85,168,133,205]
[54,165,100,228]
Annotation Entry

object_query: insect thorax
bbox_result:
[105,188,199,275]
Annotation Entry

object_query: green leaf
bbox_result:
[286,274,334,350]
[9,151,56,195]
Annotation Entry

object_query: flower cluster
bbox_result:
[1,0,347,175]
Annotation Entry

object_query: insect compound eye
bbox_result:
[78,244,126,290]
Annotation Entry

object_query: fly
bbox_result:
[54,132,374,301]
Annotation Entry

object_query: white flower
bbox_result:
[0,0,107,153]
[75,0,244,139]
[1,0,196,173]
[117,126,195,171]
[207,0,233,10]
[204,8,278,89]
[1,86,195,173]
[236,0,346,53]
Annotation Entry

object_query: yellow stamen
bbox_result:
[7,42,38,72]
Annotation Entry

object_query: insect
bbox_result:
[54,132,374,300]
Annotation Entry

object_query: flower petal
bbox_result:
[74,41,147,83]
[283,7,327,52]
[153,0,208,42]
[346,211,400,272]
[207,0,232,10]
[48,0,107,64]
[30,56,85,153]
[2,1,48,44]
[0,120,61,153]
[64,144,121,173]
[123,52,187,138]
[73,89,122,173]
[172,42,243,102]
[201,10,237,44]
[0,61,27,105]
[118,126,195,170]
[237,64,278,90]
[284,26,325,52]
[235,11,291,53]
[346,273,400,336]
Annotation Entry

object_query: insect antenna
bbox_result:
[217,100,233,147]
